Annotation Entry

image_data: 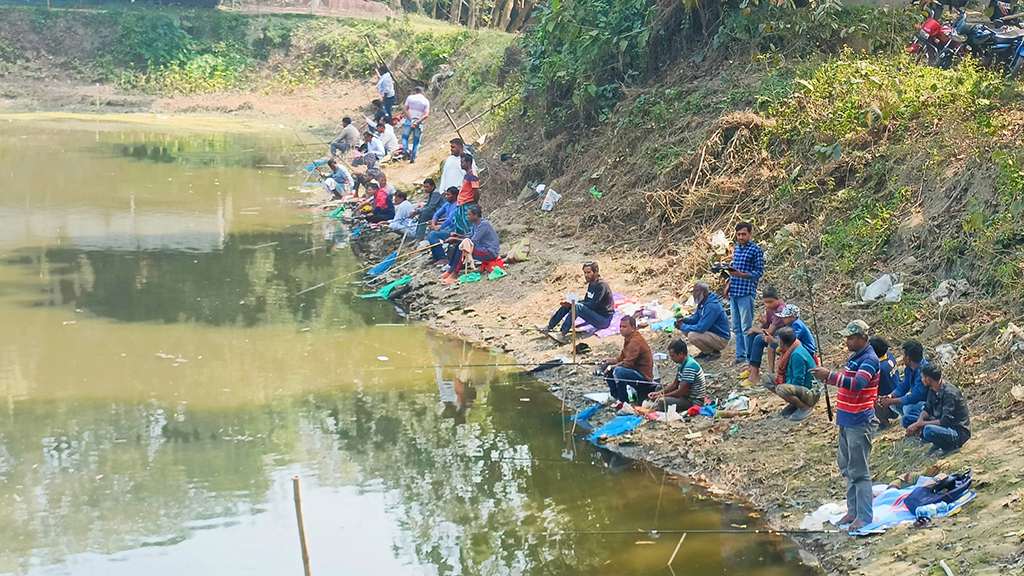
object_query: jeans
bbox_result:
[403,119,423,162]
[838,421,878,524]
[427,229,452,260]
[899,402,925,429]
[606,367,656,404]
[547,303,613,334]
[383,95,395,117]
[329,138,352,157]
[747,333,776,368]
[922,425,962,450]
[730,294,755,362]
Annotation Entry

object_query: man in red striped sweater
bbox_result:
[811,319,880,533]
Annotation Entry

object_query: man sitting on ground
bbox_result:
[376,121,400,157]
[364,99,391,131]
[412,178,444,240]
[674,282,731,360]
[441,205,499,284]
[761,304,817,359]
[648,339,706,410]
[426,187,458,264]
[388,190,417,236]
[877,340,929,429]
[330,117,361,157]
[356,182,394,224]
[870,336,901,429]
[764,327,820,421]
[361,131,386,159]
[741,286,786,385]
[602,316,656,406]
[906,364,971,457]
[538,262,614,344]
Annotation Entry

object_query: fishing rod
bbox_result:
[802,262,834,422]
[541,528,840,536]
[362,361,602,370]
[293,241,442,296]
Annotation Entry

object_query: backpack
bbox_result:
[904,472,972,512]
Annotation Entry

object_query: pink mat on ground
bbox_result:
[573,293,629,338]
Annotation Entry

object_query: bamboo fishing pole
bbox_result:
[292,476,312,576]
[293,242,442,296]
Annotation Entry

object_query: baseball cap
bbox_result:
[838,320,870,337]
[778,304,800,318]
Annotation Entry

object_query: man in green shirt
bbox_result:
[763,327,820,422]
[648,340,706,410]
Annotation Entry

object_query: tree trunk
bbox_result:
[493,0,513,29]
[507,0,534,31]
[449,0,461,24]
[467,0,476,28]
[411,0,422,15]
[489,0,504,28]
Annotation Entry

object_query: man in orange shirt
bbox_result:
[601,316,656,406]
[451,153,479,236]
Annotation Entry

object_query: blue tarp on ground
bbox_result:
[587,415,642,444]
[834,476,976,536]
[366,252,397,276]
[569,405,601,422]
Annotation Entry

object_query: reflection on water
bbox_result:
[0,119,821,576]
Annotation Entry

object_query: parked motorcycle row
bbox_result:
[909,4,1024,77]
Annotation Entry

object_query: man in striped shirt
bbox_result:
[402,86,431,163]
[811,319,880,533]
[648,339,706,410]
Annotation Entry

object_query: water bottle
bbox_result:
[915,502,949,519]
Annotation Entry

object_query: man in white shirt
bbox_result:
[376,122,400,156]
[439,138,477,193]
[362,131,385,159]
[402,86,431,163]
[376,65,396,117]
[377,173,397,197]
[389,190,417,236]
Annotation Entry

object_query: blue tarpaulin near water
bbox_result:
[303,159,328,172]
[587,415,642,444]
[366,252,397,276]
[568,405,601,422]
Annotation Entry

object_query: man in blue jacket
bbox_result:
[878,340,929,429]
[675,282,731,360]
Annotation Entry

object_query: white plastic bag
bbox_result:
[711,230,730,255]
[540,189,561,211]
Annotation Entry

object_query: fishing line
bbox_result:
[541,528,839,536]
[293,242,442,296]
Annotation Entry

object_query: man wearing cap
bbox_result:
[811,320,880,533]
[724,222,764,365]
[746,302,816,386]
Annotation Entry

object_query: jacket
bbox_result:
[679,293,730,340]
[617,332,654,382]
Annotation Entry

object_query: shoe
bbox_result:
[777,405,798,418]
[707,353,721,361]
[733,358,746,365]
[739,379,757,388]
[789,407,814,422]
[487,267,507,280]
[440,271,452,280]
[443,276,459,285]
[736,369,750,380]
[535,324,552,334]
[552,332,568,344]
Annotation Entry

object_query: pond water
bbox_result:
[0,116,821,576]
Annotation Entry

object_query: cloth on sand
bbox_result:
[358,275,412,299]
[805,475,976,535]
[587,415,642,444]
[573,293,627,338]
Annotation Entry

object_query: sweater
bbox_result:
[828,344,879,428]
[784,343,817,390]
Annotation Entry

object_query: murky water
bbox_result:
[0,116,821,576]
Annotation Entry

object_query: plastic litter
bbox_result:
[710,230,730,255]
[800,503,847,530]
[540,188,561,211]
[367,252,397,276]
[587,415,643,443]
[459,272,483,284]
[487,267,507,280]
[377,356,389,361]
[589,187,603,199]
[358,275,412,300]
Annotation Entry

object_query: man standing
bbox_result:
[402,86,431,163]
[453,153,479,235]
[412,178,444,240]
[602,316,655,406]
[376,65,396,116]
[330,117,360,157]
[877,340,929,429]
[439,139,476,193]
[906,364,971,457]
[811,320,880,533]
[539,262,614,344]
[725,222,764,365]
[675,282,730,359]
[648,340,706,410]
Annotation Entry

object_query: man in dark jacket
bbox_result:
[906,363,971,457]
[675,282,731,359]
[878,340,929,429]
[540,262,615,344]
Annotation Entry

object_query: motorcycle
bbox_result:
[951,10,1024,76]
[908,15,967,68]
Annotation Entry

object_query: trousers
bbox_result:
[605,367,656,404]
[402,119,424,162]
[838,421,878,524]
[730,294,755,362]
[547,303,612,334]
